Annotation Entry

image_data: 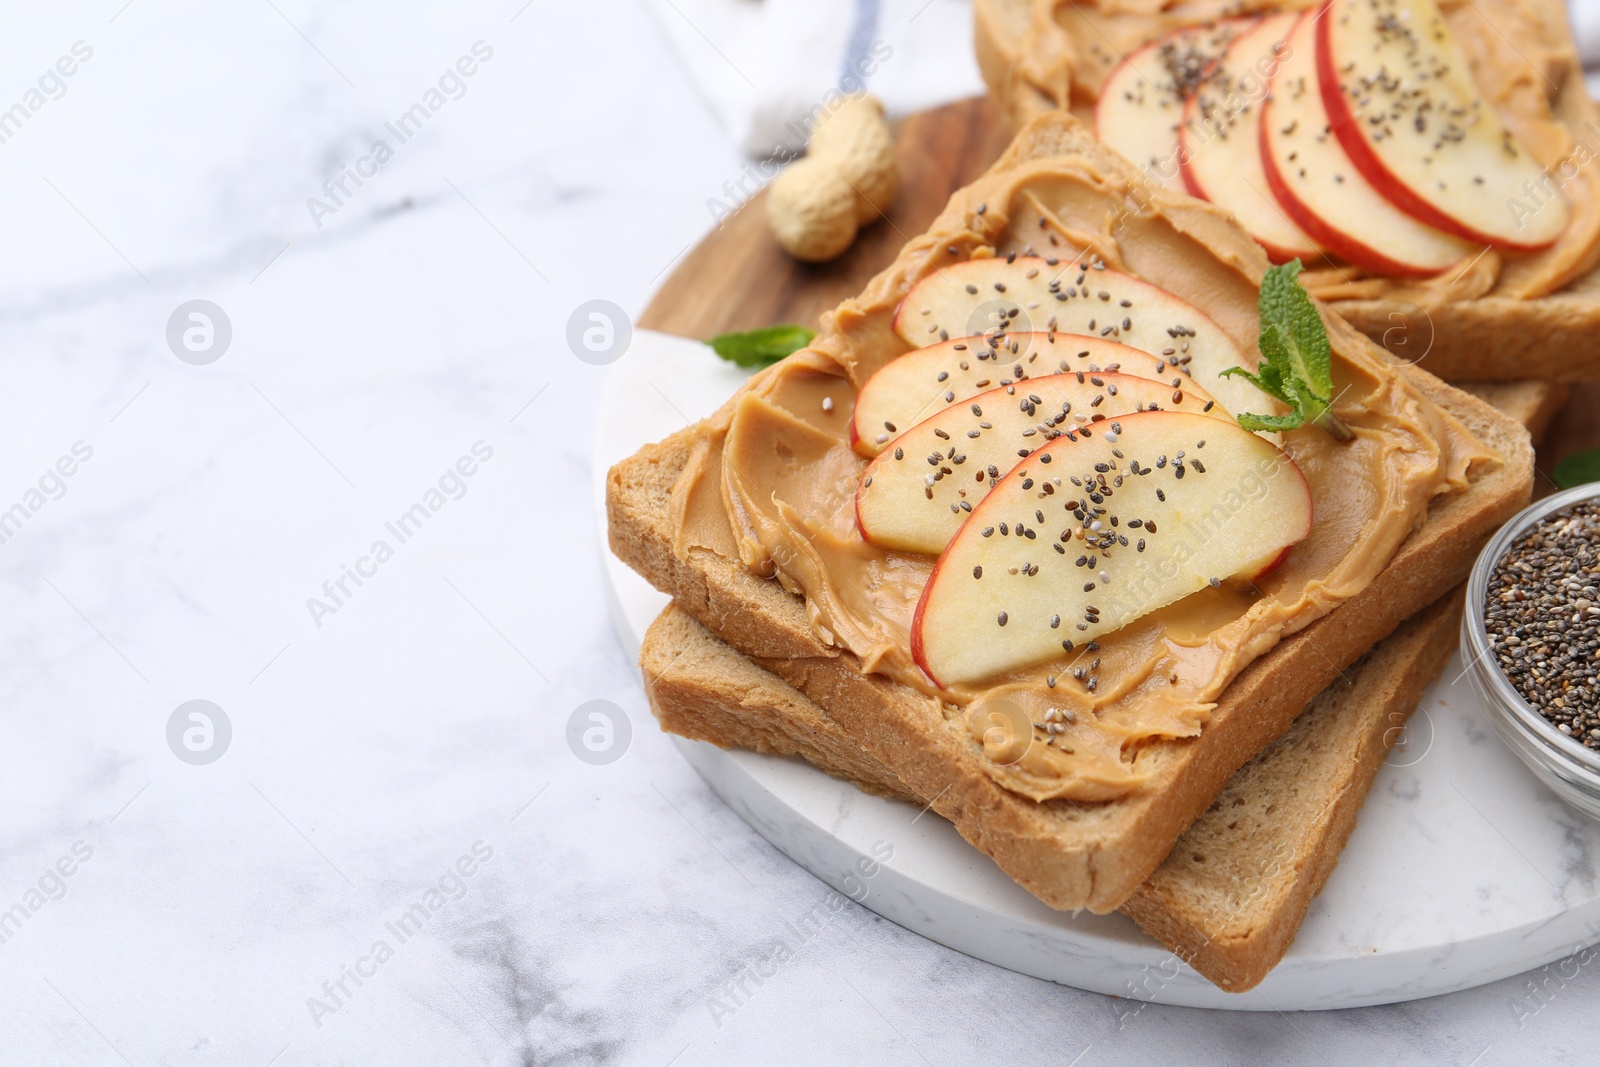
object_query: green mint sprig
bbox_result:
[1220,260,1354,442]
[707,324,816,369]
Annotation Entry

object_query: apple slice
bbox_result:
[1179,13,1319,263]
[857,373,1231,554]
[1318,0,1567,250]
[892,256,1274,426]
[850,332,1216,456]
[910,410,1312,688]
[1096,21,1253,190]
[1263,12,1475,275]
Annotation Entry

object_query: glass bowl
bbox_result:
[1462,483,1600,821]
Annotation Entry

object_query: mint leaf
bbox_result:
[1224,260,1352,441]
[1554,448,1600,489]
[1220,364,1290,405]
[1233,410,1309,434]
[1260,260,1333,401]
[707,325,816,369]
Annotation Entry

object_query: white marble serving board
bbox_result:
[594,328,1600,1011]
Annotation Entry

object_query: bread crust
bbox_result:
[971,0,1600,381]
[640,590,1461,991]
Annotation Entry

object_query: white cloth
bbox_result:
[1574,0,1600,64]
[1570,0,1600,99]
[644,0,986,156]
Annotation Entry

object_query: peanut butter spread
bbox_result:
[671,138,1487,802]
[1013,0,1600,301]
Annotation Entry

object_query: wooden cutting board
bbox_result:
[638,95,1593,488]
[638,96,1014,339]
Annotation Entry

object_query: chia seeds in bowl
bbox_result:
[1464,485,1600,821]
[1482,500,1600,747]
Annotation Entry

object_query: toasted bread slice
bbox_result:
[609,397,1531,911]
[640,591,1460,992]
[1119,592,1462,990]
[1455,380,1570,442]
[972,0,1600,381]
[609,400,1525,915]
[607,114,1536,914]
[973,0,1055,128]
[631,380,1559,991]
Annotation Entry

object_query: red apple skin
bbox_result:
[1251,227,1319,267]
[1180,94,1315,267]
[1258,88,1439,276]
[853,484,872,543]
[1247,456,1315,580]
[922,534,1297,666]
[914,536,1292,687]
[907,411,1314,688]
[1177,108,1208,202]
[1095,39,1184,190]
[1250,544,1294,582]
[1312,6,1555,253]
[907,559,939,686]
[1097,20,1257,191]
[1259,239,1320,268]
[888,302,912,341]
[888,300,923,343]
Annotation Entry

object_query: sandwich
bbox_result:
[607,110,1535,927]
[643,594,1458,992]
[973,0,1600,380]
[634,379,1560,992]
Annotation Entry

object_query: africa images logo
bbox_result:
[305,442,494,628]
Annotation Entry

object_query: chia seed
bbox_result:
[1484,501,1600,748]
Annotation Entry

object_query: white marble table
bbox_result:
[5,1,1599,1064]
